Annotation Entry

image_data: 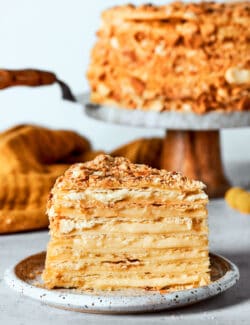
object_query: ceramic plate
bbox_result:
[79,93,250,130]
[4,252,239,314]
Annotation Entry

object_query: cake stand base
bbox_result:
[161,130,230,198]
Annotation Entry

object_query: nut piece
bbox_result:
[110,37,119,49]
[148,99,164,112]
[155,42,166,56]
[225,67,250,85]
[97,83,110,96]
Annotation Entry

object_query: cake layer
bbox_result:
[47,233,208,251]
[50,217,207,235]
[45,258,209,274]
[43,271,210,290]
[51,197,207,211]
[53,188,208,207]
[43,281,203,292]
[63,188,207,203]
[48,204,207,220]
[46,246,208,263]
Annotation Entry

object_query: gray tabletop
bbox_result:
[0,199,249,325]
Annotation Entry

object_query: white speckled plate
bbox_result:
[79,92,250,130]
[4,252,239,314]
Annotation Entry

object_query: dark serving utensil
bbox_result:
[0,69,76,102]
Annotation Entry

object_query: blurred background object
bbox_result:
[0,120,165,233]
[0,69,76,101]
[225,187,250,214]
[0,124,101,233]
[85,1,250,197]
[0,0,249,160]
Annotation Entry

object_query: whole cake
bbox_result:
[87,1,250,114]
[43,155,210,291]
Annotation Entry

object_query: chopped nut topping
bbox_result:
[88,1,250,114]
[225,67,250,85]
[51,155,205,193]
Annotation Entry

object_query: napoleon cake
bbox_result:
[42,155,210,291]
[87,1,250,114]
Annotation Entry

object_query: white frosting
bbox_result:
[48,206,56,218]
[59,219,98,233]
[185,193,208,201]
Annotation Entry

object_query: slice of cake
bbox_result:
[87,1,250,113]
[43,155,210,291]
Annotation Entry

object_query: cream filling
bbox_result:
[48,204,207,220]
[59,219,98,233]
[49,259,210,273]
[69,234,208,251]
[79,274,210,287]
[58,217,203,234]
[63,188,207,203]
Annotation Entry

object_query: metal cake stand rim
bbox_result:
[78,92,250,130]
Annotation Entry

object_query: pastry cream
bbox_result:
[57,217,207,235]
[48,204,207,219]
[63,188,207,203]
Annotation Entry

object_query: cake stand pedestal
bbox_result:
[82,94,250,198]
[161,130,229,198]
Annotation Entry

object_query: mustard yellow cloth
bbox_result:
[0,125,163,233]
[0,125,101,233]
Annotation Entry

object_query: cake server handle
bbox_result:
[0,69,76,102]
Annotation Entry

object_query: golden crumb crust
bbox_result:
[102,2,250,21]
[51,154,205,192]
[87,1,250,114]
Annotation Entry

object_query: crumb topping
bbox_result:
[102,2,250,22]
[88,1,250,114]
[53,155,205,191]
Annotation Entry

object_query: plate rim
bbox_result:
[4,251,240,314]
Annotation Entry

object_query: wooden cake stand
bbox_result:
[82,94,250,198]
